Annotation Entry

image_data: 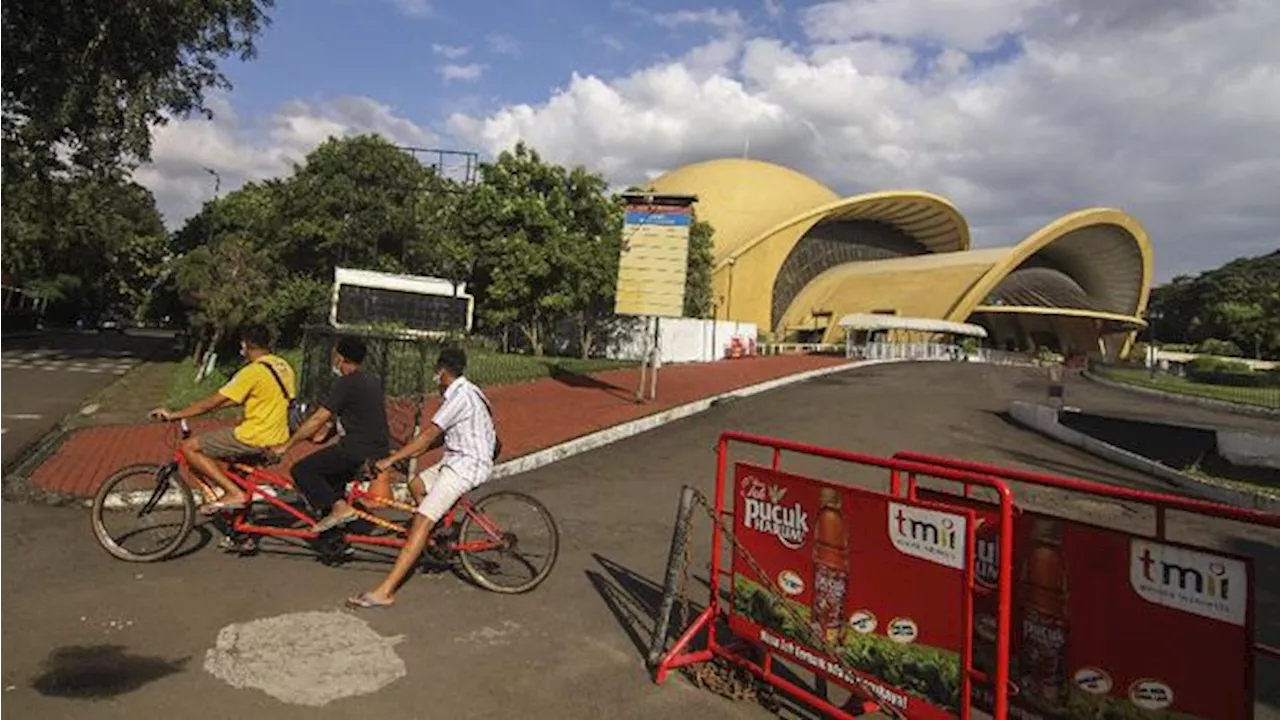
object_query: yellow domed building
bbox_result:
[644,158,1153,361]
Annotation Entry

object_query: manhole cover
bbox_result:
[204,610,406,706]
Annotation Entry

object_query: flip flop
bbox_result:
[199,499,248,516]
[313,511,358,533]
[346,593,394,609]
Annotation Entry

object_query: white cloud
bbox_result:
[437,63,487,82]
[431,43,470,59]
[763,0,784,21]
[387,0,432,18]
[486,34,521,57]
[132,95,438,229]
[134,0,1279,280]
[447,0,1280,279]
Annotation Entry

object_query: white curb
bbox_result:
[91,358,894,510]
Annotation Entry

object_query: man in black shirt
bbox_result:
[271,336,390,531]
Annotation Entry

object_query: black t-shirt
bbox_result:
[323,369,390,461]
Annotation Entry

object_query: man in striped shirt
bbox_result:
[347,346,497,609]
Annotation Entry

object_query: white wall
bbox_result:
[605,317,758,363]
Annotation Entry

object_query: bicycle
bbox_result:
[90,419,560,594]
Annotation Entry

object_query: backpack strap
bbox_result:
[258,360,294,401]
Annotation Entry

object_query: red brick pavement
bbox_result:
[31,355,849,497]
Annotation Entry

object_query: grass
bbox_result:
[1093,366,1280,409]
[165,346,636,409]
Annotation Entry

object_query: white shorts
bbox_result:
[413,461,470,522]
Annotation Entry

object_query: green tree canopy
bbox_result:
[2,0,274,178]
[1150,250,1280,359]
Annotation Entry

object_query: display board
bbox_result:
[614,200,693,318]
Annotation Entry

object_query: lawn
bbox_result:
[165,346,636,409]
[1094,366,1280,409]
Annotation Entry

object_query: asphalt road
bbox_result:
[0,331,176,469]
[2,362,1277,719]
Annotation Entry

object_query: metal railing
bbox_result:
[1088,360,1280,410]
[844,340,1037,365]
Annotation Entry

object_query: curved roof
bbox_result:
[775,208,1152,339]
[647,158,840,264]
[946,208,1153,322]
[721,190,970,271]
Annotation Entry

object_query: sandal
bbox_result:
[346,592,394,609]
[199,499,248,515]
[313,510,358,533]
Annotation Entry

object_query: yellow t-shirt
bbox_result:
[218,354,297,446]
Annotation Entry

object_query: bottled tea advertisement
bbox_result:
[728,463,975,719]
[919,490,1253,720]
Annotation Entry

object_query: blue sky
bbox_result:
[225,0,787,123]
[137,0,1280,280]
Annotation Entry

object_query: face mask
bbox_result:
[432,371,443,387]
[239,342,248,358]
[331,365,342,377]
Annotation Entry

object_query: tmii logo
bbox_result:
[1129,540,1247,627]
[888,503,967,570]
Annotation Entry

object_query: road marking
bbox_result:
[3,413,42,420]
[204,611,406,706]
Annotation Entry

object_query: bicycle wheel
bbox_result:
[91,463,196,562]
[457,491,559,594]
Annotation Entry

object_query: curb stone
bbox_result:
[92,358,897,509]
[1007,400,1280,512]
[1082,369,1280,419]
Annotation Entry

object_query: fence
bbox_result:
[1089,359,1280,410]
[298,325,638,445]
[648,433,1279,720]
[844,341,1036,366]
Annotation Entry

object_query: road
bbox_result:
[2,362,1277,719]
[1,331,176,469]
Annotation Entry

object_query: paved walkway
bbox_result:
[29,355,848,497]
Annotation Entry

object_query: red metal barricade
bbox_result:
[892,450,1280,720]
[653,431,1019,720]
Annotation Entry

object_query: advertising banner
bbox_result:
[920,489,1254,720]
[728,462,977,718]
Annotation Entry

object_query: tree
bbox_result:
[173,235,273,357]
[684,217,715,318]
[276,134,425,275]
[1149,250,1280,359]
[469,143,624,356]
[2,0,274,177]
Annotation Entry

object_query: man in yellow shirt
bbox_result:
[149,325,298,514]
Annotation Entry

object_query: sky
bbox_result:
[132,0,1280,283]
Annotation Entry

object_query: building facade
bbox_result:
[646,158,1153,360]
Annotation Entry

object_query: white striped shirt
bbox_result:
[431,375,496,488]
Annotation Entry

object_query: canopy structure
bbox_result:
[837,313,989,338]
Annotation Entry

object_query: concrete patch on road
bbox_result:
[453,619,522,647]
[203,610,406,706]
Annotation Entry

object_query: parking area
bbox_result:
[3,362,1276,719]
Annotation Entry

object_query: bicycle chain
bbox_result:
[674,487,908,720]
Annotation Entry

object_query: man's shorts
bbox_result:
[413,460,471,522]
[196,427,265,460]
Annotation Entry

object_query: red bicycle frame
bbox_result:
[163,422,505,554]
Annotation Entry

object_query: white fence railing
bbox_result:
[846,341,1039,366]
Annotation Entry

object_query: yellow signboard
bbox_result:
[615,202,692,318]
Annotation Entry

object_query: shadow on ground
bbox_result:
[544,364,635,402]
[31,645,189,699]
[586,554,851,720]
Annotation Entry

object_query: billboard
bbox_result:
[614,201,692,318]
[728,463,977,718]
[920,489,1254,720]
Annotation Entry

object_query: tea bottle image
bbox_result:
[1016,517,1070,709]
[811,487,849,646]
